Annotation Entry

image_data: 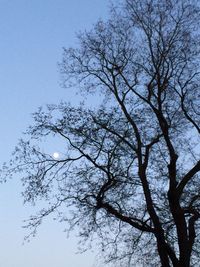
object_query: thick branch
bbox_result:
[98,201,154,233]
[177,160,200,197]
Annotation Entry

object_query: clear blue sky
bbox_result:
[0,1,109,266]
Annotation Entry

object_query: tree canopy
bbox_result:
[3,0,200,266]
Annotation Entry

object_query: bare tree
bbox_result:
[3,0,200,266]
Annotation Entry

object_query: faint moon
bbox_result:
[53,152,60,159]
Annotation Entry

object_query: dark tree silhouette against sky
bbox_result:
[3,1,200,266]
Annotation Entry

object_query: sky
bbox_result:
[0,1,109,266]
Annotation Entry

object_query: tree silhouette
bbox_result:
[4,0,200,266]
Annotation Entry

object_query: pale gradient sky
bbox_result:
[0,1,109,266]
